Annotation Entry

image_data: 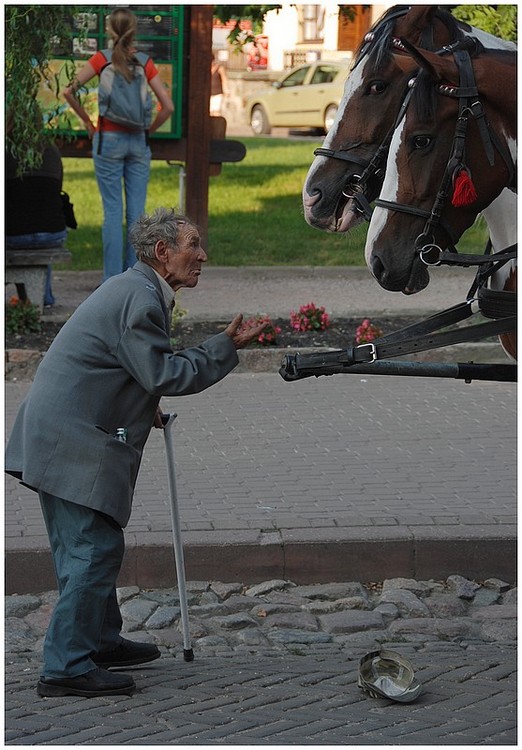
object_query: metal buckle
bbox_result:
[357,343,377,363]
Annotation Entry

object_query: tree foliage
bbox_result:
[452,4,517,41]
[5,5,79,173]
[213,5,281,46]
[213,5,365,47]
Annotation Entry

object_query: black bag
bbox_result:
[61,191,78,229]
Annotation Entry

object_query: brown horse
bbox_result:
[364,41,516,357]
[303,4,515,235]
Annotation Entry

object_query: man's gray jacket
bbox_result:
[5,262,239,527]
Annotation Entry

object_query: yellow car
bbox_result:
[246,60,349,136]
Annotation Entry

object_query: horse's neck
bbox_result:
[481,189,517,253]
[481,188,517,291]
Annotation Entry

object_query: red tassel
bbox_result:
[451,168,477,207]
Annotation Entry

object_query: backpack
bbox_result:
[98,49,152,131]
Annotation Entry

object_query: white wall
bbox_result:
[263,3,394,72]
[263,5,299,71]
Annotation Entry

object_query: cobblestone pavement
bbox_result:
[6,577,517,745]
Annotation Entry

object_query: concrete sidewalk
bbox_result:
[40,264,482,323]
[5,265,516,595]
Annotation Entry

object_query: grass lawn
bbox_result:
[61,136,488,271]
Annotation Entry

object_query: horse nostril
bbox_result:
[303,189,321,208]
[371,256,385,280]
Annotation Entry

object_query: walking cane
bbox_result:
[161,413,194,661]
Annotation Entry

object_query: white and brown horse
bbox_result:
[303,4,516,236]
[364,40,516,357]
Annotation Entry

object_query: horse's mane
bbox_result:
[351,5,466,75]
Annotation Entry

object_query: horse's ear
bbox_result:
[397,38,458,83]
[399,5,439,37]
[391,51,420,76]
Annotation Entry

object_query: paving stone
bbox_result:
[5,594,41,619]
[116,586,140,605]
[251,602,301,618]
[388,617,478,640]
[145,606,181,629]
[425,593,468,617]
[4,618,37,652]
[263,612,318,632]
[471,604,517,621]
[447,575,481,600]
[302,596,370,614]
[245,579,294,597]
[478,619,517,643]
[372,602,400,624]
[502,588,517,606]
[120,598,159,630]
[471,589,500,608]
[379,588,431,618]
[210,581,244,600]
[382,577,431,598]
[209,613,259,630]
[318,609,384,634]
[291,583,367,601]
[223,594,262,613]
[483,577,512,593]
[267,629,333,644]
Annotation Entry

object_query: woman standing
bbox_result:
[63,8,174,282]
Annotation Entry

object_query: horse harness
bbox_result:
[313,6,466,220]
[314,33,517,367]
[374,41,516,258]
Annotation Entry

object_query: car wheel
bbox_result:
[324,104,338,134]
[250,105,271,135]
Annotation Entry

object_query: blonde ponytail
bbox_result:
[107,8,138,83]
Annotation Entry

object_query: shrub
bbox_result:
[243,314,281,346]
[290,302,331,332]
[6,297,42,335]
[355,318,383,344]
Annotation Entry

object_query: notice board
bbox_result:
[39,5,184,138]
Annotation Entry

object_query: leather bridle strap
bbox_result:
[374,47,499,255]
[373,199,461,246]
[313,147,368,167]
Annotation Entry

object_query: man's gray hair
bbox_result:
[129,207,198,261]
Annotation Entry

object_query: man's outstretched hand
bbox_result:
[225,314,268,349]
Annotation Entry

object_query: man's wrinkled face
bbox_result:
[160,225,208,291]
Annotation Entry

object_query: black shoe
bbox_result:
[37,667,136,697]
[93,638,161,668]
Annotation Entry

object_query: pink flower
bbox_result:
[355,319,383,344]
[243,315,281,347]
[290,302,331,333]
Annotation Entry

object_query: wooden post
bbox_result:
[185,5,213,247]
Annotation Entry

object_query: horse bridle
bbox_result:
[313,7,465,221]
[374,43,516,264]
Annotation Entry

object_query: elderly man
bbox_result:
[6,207,266,698]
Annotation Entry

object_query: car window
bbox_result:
[310,66,340,85]
[280,66,310,88]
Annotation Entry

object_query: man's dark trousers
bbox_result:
[38,492,125,678]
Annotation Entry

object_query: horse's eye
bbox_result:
[413,135,432,149]
[368,80,387,95]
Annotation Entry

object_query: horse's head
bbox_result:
[365,42,517,294]
[303,4,465,233]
